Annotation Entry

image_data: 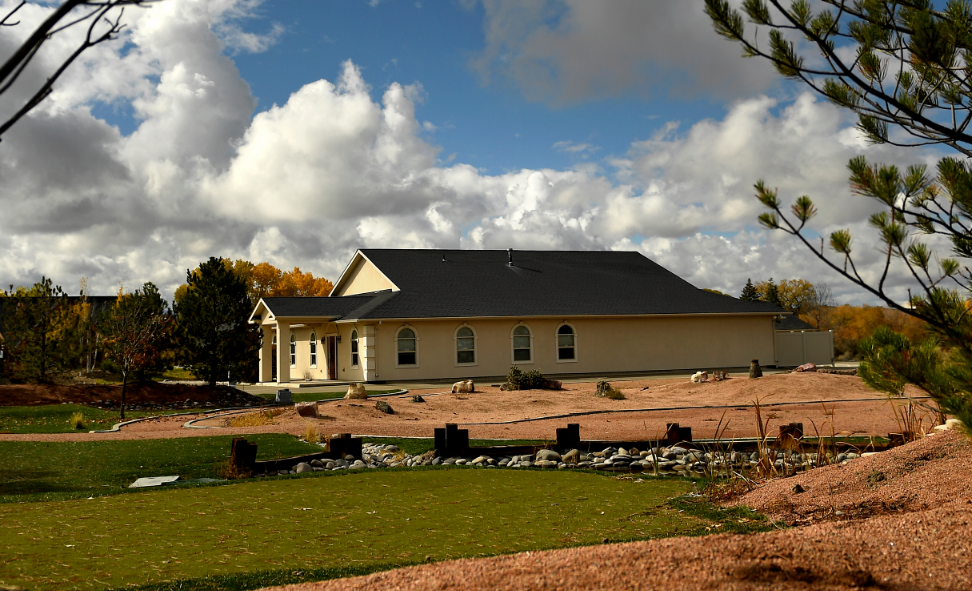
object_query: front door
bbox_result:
[327,336,338,380]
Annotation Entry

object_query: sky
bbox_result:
[0,0,951,304]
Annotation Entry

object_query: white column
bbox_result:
[361,324,377,382]
[259,325,274,383]
[276,322,291,384]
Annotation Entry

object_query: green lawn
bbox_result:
[0,469,700,591]
[0,435,322,503]
[0,404,191,434]
[254,389,398,404]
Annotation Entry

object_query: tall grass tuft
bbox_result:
[304,425,324,444]
[69,412,86,430]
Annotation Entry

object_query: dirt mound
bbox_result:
[0,382,264,409]
[729,429,972,525]
[267,430,972,591]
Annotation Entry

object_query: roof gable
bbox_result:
[331,251,398,296]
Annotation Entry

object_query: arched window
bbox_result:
[351,329,359,367]
[512,325,532,362]
[309,332,317,367]
[396,327,417,366]
[456,326,476,365]
[289,333,297,366]
[557,324,576,361]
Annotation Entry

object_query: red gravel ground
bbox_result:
[268,430,972,591]
[0,372,926,442]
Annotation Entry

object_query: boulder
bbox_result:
[411,394,425,403]
[933,418,965,432]
[275,389,293,404]
[536,449,562,462]
[452,380,475,393]
[690,371,708,383]
[345,383,368,399]
[561,449,580,464]
[296,401,319,418]
[295,462,313,473]
[794,363,817,373]
[595,380,612,397]
[711,370,727,381]
[375,400,394,414]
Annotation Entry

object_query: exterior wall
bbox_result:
[332,258,396,296]
[365,315,777,382]
[775,330,835,367]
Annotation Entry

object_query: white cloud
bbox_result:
[0,0,947,308]
[471,0,779,105]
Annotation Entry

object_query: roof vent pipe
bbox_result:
[508,248,513,266]
[442,253,447,262]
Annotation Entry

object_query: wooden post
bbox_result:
[749,359,763,379]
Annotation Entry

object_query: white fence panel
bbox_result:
[775,331,834,366]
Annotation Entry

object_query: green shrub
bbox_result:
[505,365,548,390]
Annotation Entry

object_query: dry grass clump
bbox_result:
[69,412,86,430]
[227,407,284,428]
[304,424,330,444]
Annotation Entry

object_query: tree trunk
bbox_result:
[120,369,127,420]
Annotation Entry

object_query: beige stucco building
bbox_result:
[248,249,784,384]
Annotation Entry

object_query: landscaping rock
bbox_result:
[536,449,561,462]
[295,462,313,473]
[375,400,394,414]
[275,389,293,404]
[411,395,425,403]
[296,401,319,418]
[794,363,817,372]
[595,380,612,397]
[562,449,579,464]
[452,380,475,393]
[345,383,368,399]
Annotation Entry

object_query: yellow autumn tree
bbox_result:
[173,260,333,305]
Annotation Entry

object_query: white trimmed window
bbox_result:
[455,325,476,365]
[351,329,360,367]
[309,332,317,367]
[557,324,576,361]
[512,325,533,363]
[396,327,417,366]
[289,333,297,366]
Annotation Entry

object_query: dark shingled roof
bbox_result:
[258,250,785,321]
[258,294,375,318]
[775,314,815,331]
[332,249,782,320]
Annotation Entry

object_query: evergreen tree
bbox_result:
[740,278,761,302]
[763,278,783,309]
[173,257,258,387]
[706,0,972,435]
[0,278,74,382]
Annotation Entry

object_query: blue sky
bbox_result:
[209,1,733,174]
[0,0,944,304]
